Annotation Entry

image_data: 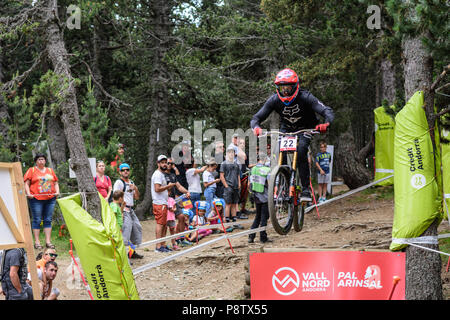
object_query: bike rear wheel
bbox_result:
[268,165,294,235]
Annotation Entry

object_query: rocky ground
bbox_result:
[18,185,450,300]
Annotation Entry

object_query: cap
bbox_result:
[157,155,168,162]
[119,163,130,171]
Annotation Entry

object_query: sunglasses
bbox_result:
[121,169,130,172]
[47,253,58,258]
[167,162,174,165]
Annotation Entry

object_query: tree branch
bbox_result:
[1,49,46,92]
[79,59,132,108]
[431,63,449,91]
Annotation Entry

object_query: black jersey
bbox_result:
[250,89,334,132]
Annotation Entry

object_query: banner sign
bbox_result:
[374,106,395,186]
[250,251,405,300]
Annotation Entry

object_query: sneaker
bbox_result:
[300,189,312,202]
[248,237,254,243]
[260,238,273,244]
[154,247,167,253]
[225,227,235,233]
[163,246,173,252]
[130,251,144,259]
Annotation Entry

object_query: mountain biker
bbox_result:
[250,68,334,201]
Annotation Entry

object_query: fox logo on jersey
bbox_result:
[282,104,300,117]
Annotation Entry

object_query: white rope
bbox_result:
[305,175,394,214]
[133,226,267,275]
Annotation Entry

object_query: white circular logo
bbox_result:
[443,129,449,138]
[411,174,426,189]
[272,267,300,296]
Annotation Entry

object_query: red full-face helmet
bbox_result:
[274,68,300,105]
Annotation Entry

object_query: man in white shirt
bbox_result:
[152,155,190,253]
[113,163,143,259]
[185,161,207,205]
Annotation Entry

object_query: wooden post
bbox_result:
[0,163,40,300]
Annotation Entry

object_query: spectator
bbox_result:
[166,196,180,251]
[220,147,242,227]
[1,248,33,300]
[113,163,143,259]
[203,160,220,216]
[237,138,251,219]
[187,201,213,242]
[111,143,126,172]
[35,248,57,270]
[110,190,125,231]
[207,198,225,232]
[214,141,225,198]
[24,153,60,250]
[152,155,190,253]
[164,158,190,237]
[315,141,332,203]
[95,160,112,201]
[174,141,192,193]
[228,133,247,166]
[185,160,207,205]
[35,261,59,300]
[248,153,272,243]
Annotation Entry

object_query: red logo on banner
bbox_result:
[250,251,405,300]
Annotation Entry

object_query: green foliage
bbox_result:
[80,76,118,162]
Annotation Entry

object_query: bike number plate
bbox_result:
[280,136,297,151]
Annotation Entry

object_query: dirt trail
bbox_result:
[40,185,450,300]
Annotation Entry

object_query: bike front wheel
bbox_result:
[268,165,294,235]
[293,203,305,232]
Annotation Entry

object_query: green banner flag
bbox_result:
[57,193,140,300]
[390,91,442,251]
[374,106,395,186]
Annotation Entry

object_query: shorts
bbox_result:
[153,204,168,225]
[167,220,176,228]
[317,173,330,184]
[223,187,240,204]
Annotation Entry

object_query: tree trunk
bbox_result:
[380,58,396,105]
[0,42,9,142]
[47,114,67,167]
[45,0,102,222]
[335,129,372,189]
[135,0,172,220]
[402,32,442,300]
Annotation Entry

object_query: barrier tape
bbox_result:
[137,219,254,249]
[392,236,439,245]
[132,226,267,276]
[305,175,394,214]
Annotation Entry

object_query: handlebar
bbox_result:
[257,128,320,138]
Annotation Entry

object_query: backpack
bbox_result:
[0,248,26,283]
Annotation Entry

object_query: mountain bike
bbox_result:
[258,129,320,235]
